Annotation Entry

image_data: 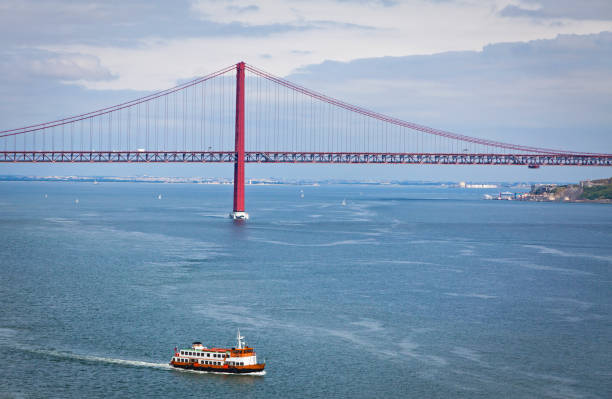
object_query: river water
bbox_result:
[1,182,611,398]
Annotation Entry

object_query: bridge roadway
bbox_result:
[1,151,611,166]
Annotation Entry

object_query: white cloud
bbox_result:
[0,50,114,83]
[501,0,612,20]
[191,0,386,27]
[29,53,114,81]
[32,0,611,91]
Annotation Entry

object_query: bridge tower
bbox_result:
[230,62,248,220]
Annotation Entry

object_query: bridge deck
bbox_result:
[1,151,610,166]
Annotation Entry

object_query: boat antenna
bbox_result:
[237,329,245,349]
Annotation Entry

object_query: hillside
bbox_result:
[558,178,612,201]
[582,178,612,200]
[529,178,612,202]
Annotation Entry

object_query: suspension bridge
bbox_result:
[1,62,611,219]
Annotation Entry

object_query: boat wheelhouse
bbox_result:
[169,330,265,374]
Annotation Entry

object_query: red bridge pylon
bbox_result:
[230,62,248,220]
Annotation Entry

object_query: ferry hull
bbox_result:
[170,362,265,374]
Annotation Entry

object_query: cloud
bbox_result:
[287,32,612,151]
[192,0,379,26]
[192,0,378,33]
[0,49,115,83]
[0,0,302,48]
[226,4,259,14]
[500,0,612,21]
[29,53,115,82]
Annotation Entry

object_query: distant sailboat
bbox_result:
[158,194,162,200]
[75,199,79,204]
[341,199,347,206]
[300,189,304,199]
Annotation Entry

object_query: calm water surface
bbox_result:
[1,182,611,398]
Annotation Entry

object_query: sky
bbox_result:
[1,0,611,182]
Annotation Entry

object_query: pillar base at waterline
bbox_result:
[229,211,249,220]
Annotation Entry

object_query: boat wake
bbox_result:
[22,347,172,370]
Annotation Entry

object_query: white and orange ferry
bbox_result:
[170,330,265,374]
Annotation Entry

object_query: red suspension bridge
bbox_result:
[1,62,611,218]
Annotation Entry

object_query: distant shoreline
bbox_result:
[0,175,536,187]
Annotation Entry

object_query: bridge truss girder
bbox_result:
[1,151,611,166]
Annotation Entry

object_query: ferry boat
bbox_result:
[169,330,265,374]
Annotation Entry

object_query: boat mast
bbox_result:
[237,329,245,349]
